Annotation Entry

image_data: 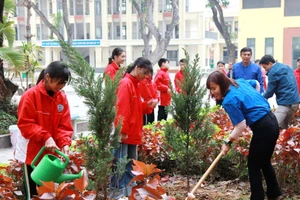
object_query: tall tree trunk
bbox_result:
[62,0,73,46]
[209,0,237,63]
[132,0,179,65]
[23,0,33,88]
[29,0,65,42]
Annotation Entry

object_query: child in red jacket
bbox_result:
[154,58,171,121]
[174,58,186,93]
[104,47,126,79]
[139,72,159,124]
[111,57,157,199]
[16,61,73,199]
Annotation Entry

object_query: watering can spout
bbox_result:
[56,170,84,183]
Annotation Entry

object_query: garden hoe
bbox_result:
[186,151,224,200]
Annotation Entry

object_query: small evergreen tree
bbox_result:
[165,49,215,191]
[59,41,121,199]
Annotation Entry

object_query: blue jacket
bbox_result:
[229,61,264,93]
[223,79,270,126]
[263,62,299,105]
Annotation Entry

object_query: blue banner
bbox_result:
[42,39,101,47]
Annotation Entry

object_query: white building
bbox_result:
[13,0,239,72]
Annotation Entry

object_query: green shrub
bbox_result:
[0,110,17,135]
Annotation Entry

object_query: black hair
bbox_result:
[259,55,275,65]
[240,47,252,55]
[36,61,71,85]
[206,71,238,98]
[254,59,260,64]
[217,61,225,66]
[179,58,186,63]
[125,57,153,75]
[158,58,169,68]
[108,47,125,64]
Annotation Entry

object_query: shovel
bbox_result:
[186,151,224,200]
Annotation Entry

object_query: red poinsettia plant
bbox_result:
[128,159,175,200]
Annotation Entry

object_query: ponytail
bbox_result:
[108,57,113,64]
[36,69,45,85]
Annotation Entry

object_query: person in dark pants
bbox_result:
[154,58,171,121]
[206,71,281,200]
[139,72,159,125]
[260,55,299,129]
[15,61,73,199]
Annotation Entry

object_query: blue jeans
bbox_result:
[110,143,137,195]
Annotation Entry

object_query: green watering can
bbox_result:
[31,146,83,186]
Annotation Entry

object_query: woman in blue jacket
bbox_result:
[206,71,281,200]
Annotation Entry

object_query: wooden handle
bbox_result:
[186,151,223,199]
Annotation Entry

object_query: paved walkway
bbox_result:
[0,147,14,164]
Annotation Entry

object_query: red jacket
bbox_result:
[115,74,151,145]
[105,62,119,79]
[15,81,73,165]
[294,68,300,95]
[139,75,159,102]
[154,68,171,106]
[174,70,184,93]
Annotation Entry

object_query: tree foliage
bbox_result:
[164,49,215,191]
[59,40,122,199]
[0,0,24,101]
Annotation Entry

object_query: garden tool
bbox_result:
[31,146,83,186]
[186,151,224,200]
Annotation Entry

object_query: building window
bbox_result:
[223,47,238,64]
[116,25,126,39]
[15,26,19,40]
[117,0,126,14]
[57,0,63,12]
[95,26,102,39]
[225,21,232,34]
[95,0,101,15]
[284,0,300,16]
[265,38,274,56]
[76,0,84,15]
[85,0,90,15]
[76,23,84,39]
[292,37,300,69]
[167,50,178,65]
[69,0,74,15]
[49,2,53,14]
[36,26,40,40]
[247,38,255,61]
[234,21,239,32]
[165,0,172,11]
[243,0,280,9]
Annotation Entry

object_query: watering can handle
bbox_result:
[31,146,70,169]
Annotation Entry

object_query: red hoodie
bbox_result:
[15,81,73,165]
[174,70,184,93]
[154,68,171,106]
[105,62,119,79]
[139,75,159,103]
[294,68,300,95]
[115,74,151,145]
